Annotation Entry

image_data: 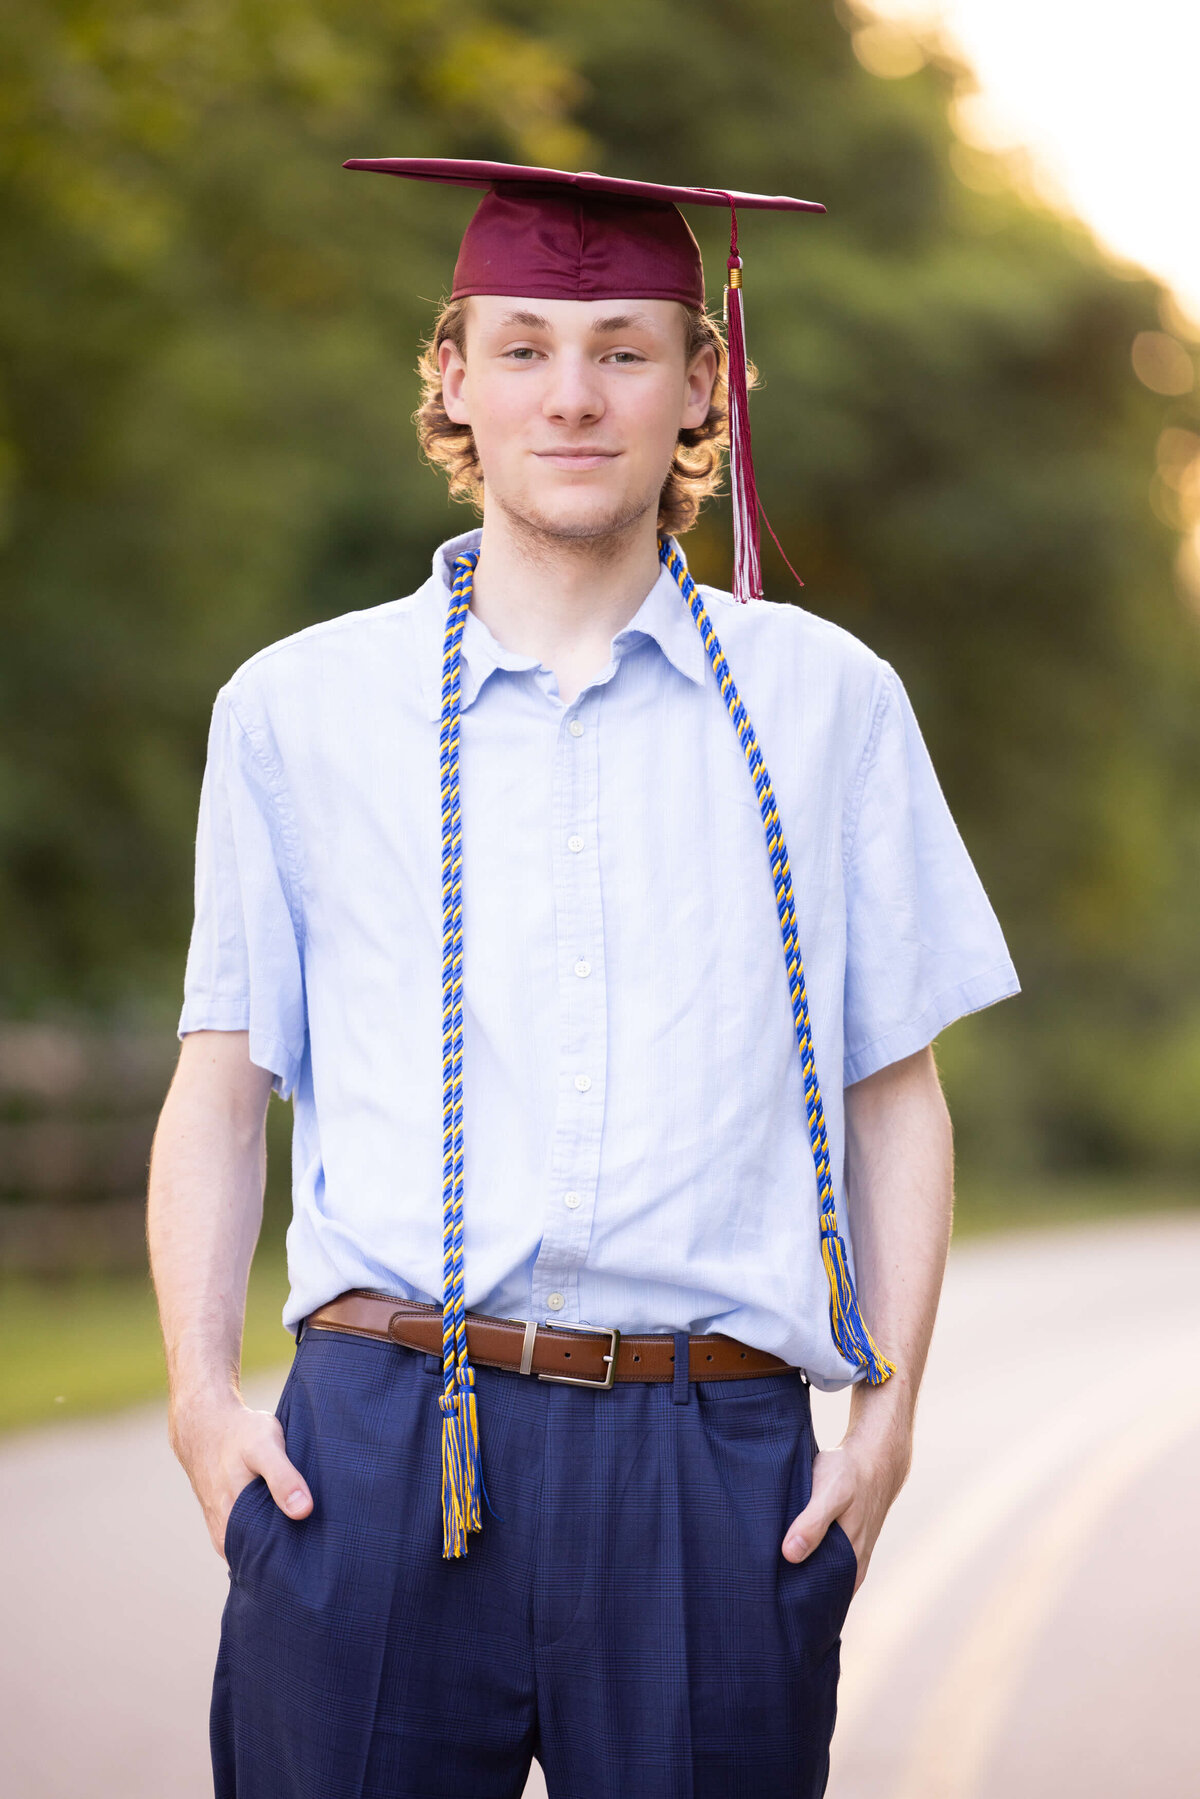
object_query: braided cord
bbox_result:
[434,534,892,1561]
[658,533,896,1385]
[437,549,484,1554]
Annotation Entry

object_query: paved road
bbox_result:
[2,1213,1197,1798]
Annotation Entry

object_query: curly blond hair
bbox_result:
[413,296,754,536]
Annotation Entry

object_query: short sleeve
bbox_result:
[177,683,307,1099]
[842,662,1020,1086]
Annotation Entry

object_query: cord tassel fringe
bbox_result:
[439,1363,483,1557]
[820,1219,896,1384]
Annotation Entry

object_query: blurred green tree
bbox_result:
[2,0,1198,1182]
[0,0,589,1005]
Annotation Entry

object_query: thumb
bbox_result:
[781,1496,834,1563]
[251,1428,313,1520]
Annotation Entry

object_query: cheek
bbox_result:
[617,377,686,456]
[463,379,537,461]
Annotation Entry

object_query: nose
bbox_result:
[541,348,605,427]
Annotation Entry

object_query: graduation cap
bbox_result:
[343,157,826,601]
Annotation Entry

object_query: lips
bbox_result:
[533,448,620,467]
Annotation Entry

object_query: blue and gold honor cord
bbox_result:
[657,533,897,1392]
[437,552,484,1557]
[436,536,895,1557]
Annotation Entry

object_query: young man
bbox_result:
[149,162,1020,1799]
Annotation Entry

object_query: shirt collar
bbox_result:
[415,527,709,721]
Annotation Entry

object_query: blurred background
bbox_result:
[1,2,1198,1795]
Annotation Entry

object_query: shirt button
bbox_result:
[567,834,584,853]
[547,1292,566,1310]
[563,1190,582,1209]
[574,1073,592,1092]
[568,718,584,737]
[573,958,591,978]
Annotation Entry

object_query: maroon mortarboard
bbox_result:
[344,158,826,601]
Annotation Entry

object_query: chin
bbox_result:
[501,485,658,543]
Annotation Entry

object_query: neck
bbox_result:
[465,504,664,702]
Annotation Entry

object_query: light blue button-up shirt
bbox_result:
[178,526,1019,1390]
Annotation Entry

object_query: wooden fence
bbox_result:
[0,1022,178,1276]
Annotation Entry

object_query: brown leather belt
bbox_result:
[303,1290,803,1389]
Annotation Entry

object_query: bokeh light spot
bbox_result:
[1131,331,1195,396]
[851,22,928,78]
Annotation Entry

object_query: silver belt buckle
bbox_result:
[520,1318,621,1389]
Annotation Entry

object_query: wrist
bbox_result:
[843,1369,916,1465]
[168,1379,246,1439]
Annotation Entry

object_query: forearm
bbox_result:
[147,1031,271,1417]
[842,1044,955,1464]
[148,1031,310,1553]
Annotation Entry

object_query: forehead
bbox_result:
[466,295,686,337]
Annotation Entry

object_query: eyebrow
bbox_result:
[591,311,658,334]
[494,308,660,335]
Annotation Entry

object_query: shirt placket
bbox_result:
[530,690,607,1323]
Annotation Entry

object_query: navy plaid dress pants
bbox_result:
[212,1322,859,1799]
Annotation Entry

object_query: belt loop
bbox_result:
[672,1330,691,1404]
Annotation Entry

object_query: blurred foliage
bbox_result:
[2,0,1199,1184]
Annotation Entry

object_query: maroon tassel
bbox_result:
[719,197,805,601]
[722,202,762,604]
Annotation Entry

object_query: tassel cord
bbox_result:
[437,552,487,1555]
[657,533,897,1385]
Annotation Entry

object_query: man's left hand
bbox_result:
[780,1424,912,1594]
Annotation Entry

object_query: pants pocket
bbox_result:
[223,1345,305,1581]
[826,1513,860,1607]
[776,1419,859,1666]
[223,1475,270,1583]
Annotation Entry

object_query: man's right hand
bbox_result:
[169,1394,314,1563]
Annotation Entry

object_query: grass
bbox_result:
[1,1176,1196,1435]
[949,1171,1200,1240]
[0,1239,294,1435]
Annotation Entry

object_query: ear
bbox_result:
[439,335,470,426]
[681,341,718,431]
